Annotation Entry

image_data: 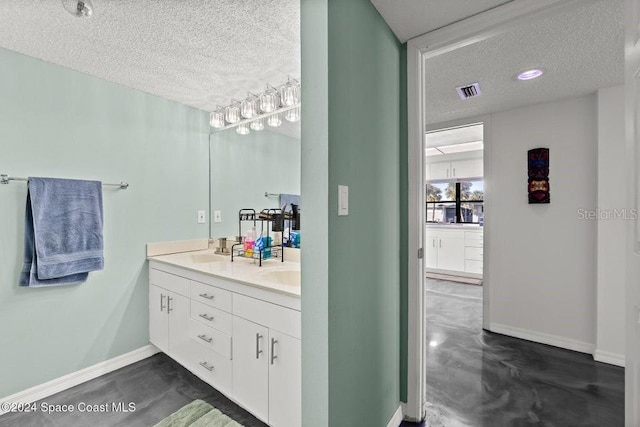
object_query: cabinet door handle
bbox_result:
[198,334,213,343]
[270,338,278,365]
[199,313,214,322]
[432,239,435,248]
[199,293,215,300]
[256,333,263,359]
[160,294,166,312]
[167,296,173,313]
[439,239,442,248]
[446,168,449,178]
[199,361,214,372]
[453,167,456,177]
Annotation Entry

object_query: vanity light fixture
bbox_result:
[267,113,282,128]
[210,106,226,128]
[516,69,544,81]
[236,123,251,135]
[210,78,301,135]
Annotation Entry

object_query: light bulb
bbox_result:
[260,86,279,113]
[241,94,259,119]
[267,113,282,128]
[280,78,300,107]
[250,118,265,131]
[236,123,251,135]
[285,107,300,123]
[210,108,225,128]
[225,102,241,124]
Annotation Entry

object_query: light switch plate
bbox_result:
[338,185,349,216]
[197,210,206,224]
[213,210,222,223]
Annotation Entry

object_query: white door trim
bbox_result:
[404,0,595,421]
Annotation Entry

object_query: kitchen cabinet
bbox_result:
[426,158,483,181]
[426,228,483,276]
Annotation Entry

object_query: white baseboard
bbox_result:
[594,349,626,367]
[386,405,403,427]
[0,344,159,415]
[489,323,595,354]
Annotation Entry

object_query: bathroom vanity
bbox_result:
[147,247,301,427]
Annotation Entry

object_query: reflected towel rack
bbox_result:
[0,174,129,189]
[264,192,280,198]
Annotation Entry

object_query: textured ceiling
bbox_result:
[370,0,513,42]
[0,0,300,118]
[424,0,624,126]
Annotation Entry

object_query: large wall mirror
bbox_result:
[209,121,301,240]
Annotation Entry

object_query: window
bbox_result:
[426,180,483,224]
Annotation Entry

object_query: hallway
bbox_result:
[422,279,624,426]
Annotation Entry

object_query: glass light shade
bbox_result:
[210,109,225,128]
[225,102,241,124]
[241,95,259,119]
[285,107,300,122]
[260,87,279,113]
[267,113,282,127]
[236,123,251,135]
[250,118,265,131]
[280,80,300,107]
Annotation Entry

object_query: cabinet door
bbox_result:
[451,158,483,179]
[428,162,451,180]
[233,316,269,422]
[425,238,438,269]
[437,237,466,272]
[268,331,301,427]
[168,292,191,364]
[149,285,169,352]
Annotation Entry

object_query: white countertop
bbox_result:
[425,224,483,230]
[148,249,301,298]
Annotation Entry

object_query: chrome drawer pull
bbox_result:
[199,293,215,300]
[199,361,214,372]
[270,338,278,365]
[167,296,173,313]
[199,313,214,322]
[198,334,213,343]
[256,333,263,359]
[160,294,166,312]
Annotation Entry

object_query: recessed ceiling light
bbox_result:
[516,69,544,81]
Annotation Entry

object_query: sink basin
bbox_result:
[259,270,301,287]
[187,253,227,264]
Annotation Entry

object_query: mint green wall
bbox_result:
[301,0,404,425]
[210,129,300,238]
[0,48,209,397]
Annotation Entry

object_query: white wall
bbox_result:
[487,94,598,353]
[595,85,626,366]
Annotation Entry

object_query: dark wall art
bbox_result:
[528,148,550,204]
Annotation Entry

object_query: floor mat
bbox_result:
[154,400,243,427]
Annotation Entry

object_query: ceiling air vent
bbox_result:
[456,83,482,100]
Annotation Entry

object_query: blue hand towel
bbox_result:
[19,178,104,287]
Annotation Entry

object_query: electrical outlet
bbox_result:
[197,210,206,224]
[214,210,222,223]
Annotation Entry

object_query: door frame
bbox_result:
[404,0,596,420]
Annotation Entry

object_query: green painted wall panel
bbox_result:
[0,48,209,397]
[327,0,404,425]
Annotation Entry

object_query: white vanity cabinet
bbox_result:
[148,261,301,427]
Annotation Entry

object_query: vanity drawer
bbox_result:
[233,294,301,339]
[188,319,232,359]
[190,281,232,313]
[465,259,483,274]
[464,231,483,247]
[149,269,190,298]
[191,300,233,335]
[181,339,232,395]
[465,247,483,261]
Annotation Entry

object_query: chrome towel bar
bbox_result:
[1,174,129,189]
